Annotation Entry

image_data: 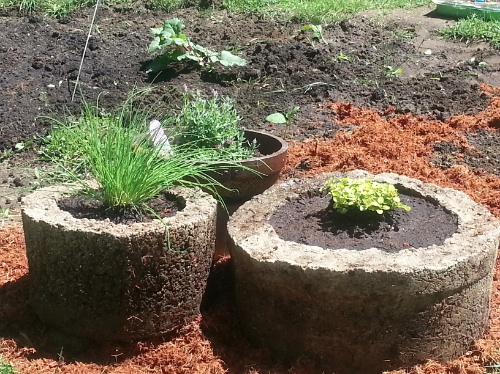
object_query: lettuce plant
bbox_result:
[147,19,247,73]
[321,177,411,215]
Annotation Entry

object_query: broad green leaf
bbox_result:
[150,27,164,35]
[147,39,161,53]
[171,36,189,46]
[218,50,247,67]
[163,18,185,35]
[266,113,287,124]
[209,55,220,63]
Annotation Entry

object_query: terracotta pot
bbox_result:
[227,170,500,373]
[21,185,217,341]
[207,129,287,260]
[208,129,288,203]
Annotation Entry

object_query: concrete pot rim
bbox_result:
[21,183,217,237]
[228,170,500,274]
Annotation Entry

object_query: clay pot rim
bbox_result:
[198,129,288,166]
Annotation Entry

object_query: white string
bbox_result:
[71,0,100,102]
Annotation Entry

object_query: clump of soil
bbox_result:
[269,192,457,252]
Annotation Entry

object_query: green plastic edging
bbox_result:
[434,3,500,21]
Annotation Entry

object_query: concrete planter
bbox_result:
[21,184,217,341]
[227,170,500,373]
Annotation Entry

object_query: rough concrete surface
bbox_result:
[228,170,500,373]
[21,184,218,340]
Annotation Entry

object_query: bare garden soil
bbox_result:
[2,2,500,373]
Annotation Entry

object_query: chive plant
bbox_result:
[44,93,230,214]
[63,116,227,213]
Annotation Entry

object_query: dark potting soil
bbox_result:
[57,192,182,224]
[269,192,458,252]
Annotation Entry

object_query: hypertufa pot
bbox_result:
[21,185,217,341]
[208,129,288,203]
[228,170,500,373]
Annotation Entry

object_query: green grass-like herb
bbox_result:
[74,117,225,209]
[40,88,158,176]
[40,105,107,176]
[43,90,238,210]
[438,15,500,49]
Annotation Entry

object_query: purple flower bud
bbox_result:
[225,138,233,146]
[214,144,222,149]
[211,88,218,97]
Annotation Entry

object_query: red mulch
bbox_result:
[2,84,500,373]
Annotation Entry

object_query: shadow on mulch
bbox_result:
[0,242,303,373]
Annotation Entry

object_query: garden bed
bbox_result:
[1,2,500,373]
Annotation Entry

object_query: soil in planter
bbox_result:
[57,192,182,224]
[269,191,458,252]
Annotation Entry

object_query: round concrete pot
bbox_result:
[21,185,217,341]
[227,170,500,373]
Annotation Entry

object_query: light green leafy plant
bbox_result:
[384,65,403,79]
[173,90,256,161]
[321,177,411,215]
[301,22,326,44]
[147,18,247,73]
[266,106,300,138]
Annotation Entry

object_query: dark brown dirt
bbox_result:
[57,192,181,224]
[269,191,458,252]
[0,5,494,153]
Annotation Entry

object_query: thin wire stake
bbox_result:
[71,0,100,102]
